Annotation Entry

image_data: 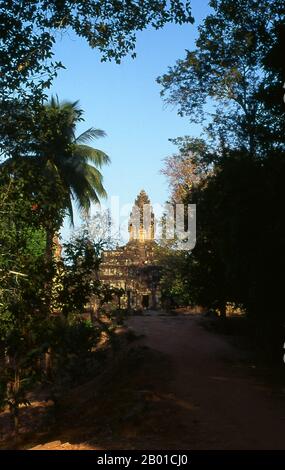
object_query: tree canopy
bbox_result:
[159,0,285,355]
[1,0,193,160]
[158,0,285,155]
[1,0,193,100]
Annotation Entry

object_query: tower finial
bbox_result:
[128,190,154,242]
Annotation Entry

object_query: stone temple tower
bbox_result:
[128,190,155,242]
[98,189,160,312]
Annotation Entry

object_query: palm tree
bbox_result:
[42,96,110,260]
[1,96,110,261]
[40,96,110,223]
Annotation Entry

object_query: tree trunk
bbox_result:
[44,227,55,377]
[45,226,55,266]
[11,367,20,437]
[44,226,56,313]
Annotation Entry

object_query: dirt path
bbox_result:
[127,314,285,449]
[27,313,285,450]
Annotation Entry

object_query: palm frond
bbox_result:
[20,97,109,224]
[75,127,106,144]
[49,95,59,108]
[59,158,106,217]
[65,193,74,226]
[84,164,107,199]
[73,145,110,167]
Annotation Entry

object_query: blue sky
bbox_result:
[50,0,211,238]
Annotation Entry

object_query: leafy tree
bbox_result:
[0,0,193,157]
[159,0,285,355]
[156,246,192,308]
[157,0,285,155]
[259,21,285,117]
[46,231,105,383]
[0,96,110,433]
[188,150,285,336]
[2,97,110,264]
[0,171,55,434]
[56,229,103,318]
[1,0,193,96]
[161,136,211,202]
[74,209,122,249]
[0,180,117,433]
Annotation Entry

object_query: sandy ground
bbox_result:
[127,314,285,449]
[4,313,285,450]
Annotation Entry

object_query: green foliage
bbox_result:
[25,228,46,259]
[158,0,285,155]
[0,171,55,431]
[156,246,192,307]
[1,0,193,98]
[46,315,101,383]
[0,191,110,431]
[2,97,110,224]
[0,97,110,432]
[0,0,193,158]
[56,230,103,317]
[185,150,285,346]
[160,0,285,356]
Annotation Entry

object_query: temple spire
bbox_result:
[128,190,155,242]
